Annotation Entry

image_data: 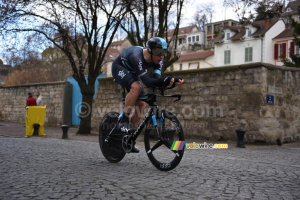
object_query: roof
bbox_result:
[167,25,198,37]
[213,18,281,43]
[110,38,127,46]
[284,0,300,16]
[274,26,296,39]
[212,33,224,43]
[230,27,246,41]
[206,19,239,26]
[176,51,214,62]
[251,18,279,37]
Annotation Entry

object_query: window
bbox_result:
[214,24,219,31]
[188,37,191,43]
[189,62,199,69]
[247,30,252,36]
[179,39,183,45]
[274,43,287,59]
[279,43,284,57]
[180,64,182,70]
[296,45,300,56]
[207,26,212,32]
[192,36,195,42]
[196,35,199,41]
[224,50,231,64]
[226,33,230,40]
[245,47,253,62]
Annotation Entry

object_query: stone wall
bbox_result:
[94,63,300,143]
[0,81,65,126]
[1,63,300,143]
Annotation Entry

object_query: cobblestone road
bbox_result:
[0,137,300,200]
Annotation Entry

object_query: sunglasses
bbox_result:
[152,48,167,56]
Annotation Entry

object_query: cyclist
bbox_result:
[111,37,184,152]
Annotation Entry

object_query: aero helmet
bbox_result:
[146,37,168,56]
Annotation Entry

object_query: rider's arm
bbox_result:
[130,54,171,88]
[140,72,171,88]
[153,62,162,79]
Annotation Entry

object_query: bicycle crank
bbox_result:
[122,134,134,153]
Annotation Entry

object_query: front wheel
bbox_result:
[144,110,185,171]
[99,112,126,163]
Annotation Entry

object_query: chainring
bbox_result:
[122,134,134,153]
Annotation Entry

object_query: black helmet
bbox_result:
[146,37,168,56]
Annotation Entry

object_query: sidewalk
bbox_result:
[1,121,299,148]
[0,121,99,143]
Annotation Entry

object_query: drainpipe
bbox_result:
[259,34,263,62]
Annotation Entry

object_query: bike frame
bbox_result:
[105,87,180,144]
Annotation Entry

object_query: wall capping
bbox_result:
[0,81,66,89]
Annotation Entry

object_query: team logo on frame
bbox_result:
[171,141,185,150]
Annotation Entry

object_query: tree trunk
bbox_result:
[77,93,94,134]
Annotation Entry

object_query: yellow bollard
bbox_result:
[25,106,46,137]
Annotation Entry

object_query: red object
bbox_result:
[274,44,278,59]
[291,42,295,55]
[283,43,287,58]
[26,96,37,107]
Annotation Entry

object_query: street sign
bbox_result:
[266,94,274,105]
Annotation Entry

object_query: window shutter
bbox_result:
[274,44,278,59]
[283,43,287,58]
[291,42,295,55]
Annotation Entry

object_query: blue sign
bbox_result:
[266,94,274,105]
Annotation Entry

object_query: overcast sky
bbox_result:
[181,0,239,26]
[0,0,240,64]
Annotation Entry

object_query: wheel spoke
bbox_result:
[148,140,163,153]
[162,139,172,149]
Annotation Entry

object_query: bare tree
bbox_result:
[41,46,73,82]
[223,0,285,22]
[0,0,131,134]
[193,3,214,31]
[119,0,185,72]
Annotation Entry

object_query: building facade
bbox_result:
[214,18,286,67]
[205,19,239,49]
[167,25,205,54]
[172,51,214,70]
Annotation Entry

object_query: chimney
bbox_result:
[264,17,271,29]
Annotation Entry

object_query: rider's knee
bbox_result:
[136,101,146,109]
[131,82,142,93]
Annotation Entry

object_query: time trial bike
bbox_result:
[99,84,185,171]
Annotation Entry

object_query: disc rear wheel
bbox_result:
[99,112,126,163]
